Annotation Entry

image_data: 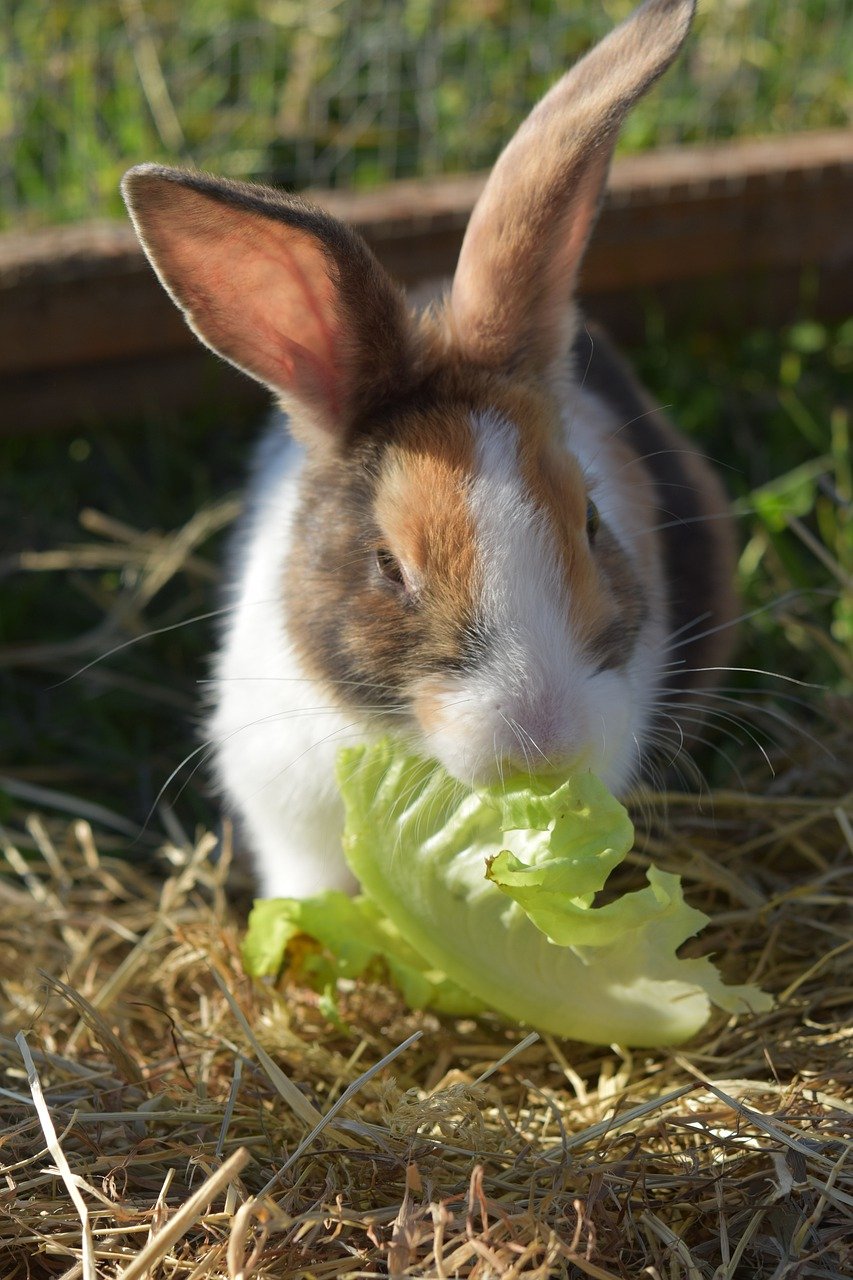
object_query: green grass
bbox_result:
[635,315,853,697]
[2,0,852,229]
[2,314,850,843]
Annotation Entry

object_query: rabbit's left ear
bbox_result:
[121,166,411,445]
[450,0,695,377]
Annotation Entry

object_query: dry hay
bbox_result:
[1,719,851,1280]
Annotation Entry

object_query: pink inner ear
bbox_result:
[146,191,346,420]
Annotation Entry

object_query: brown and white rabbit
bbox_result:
[122,0,736,898]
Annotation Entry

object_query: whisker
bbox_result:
[493,731,505,794]
[666,588,840,654]
[513,717,554,772]
[649,713,685,770]
[616,444,741,478]
[659,682,819,703]
[660,691,835,762]
[246,718,373,807]
[142,702,383,831]
[49,603,242,689]
[140,738,217,838]
[645,716,748,793]
[498,711,531,774]
[659,702,778,777]
[648,509,750,535]
[664,610,714,645]
[659,664,825,690]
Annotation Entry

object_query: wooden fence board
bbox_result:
[1,130,851,431]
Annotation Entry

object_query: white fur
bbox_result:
[414,409,662,791]
[209,433,359,897]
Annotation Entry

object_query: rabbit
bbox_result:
[122,0,736,899]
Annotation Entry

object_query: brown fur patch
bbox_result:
[283,376,494,723]
[374,408,477,586]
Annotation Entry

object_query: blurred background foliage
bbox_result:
[2,0,852,228]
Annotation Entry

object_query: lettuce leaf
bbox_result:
[243,890,483,1015]
[243,740,771,1046]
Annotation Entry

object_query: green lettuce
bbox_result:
[243,740,771,1046]
[242,890,482,1016]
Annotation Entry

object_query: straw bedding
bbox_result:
[2,332,852,1277]
[2,716,851,1278]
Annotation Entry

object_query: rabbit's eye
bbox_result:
[586,498,600,544]
[374,546,407,592]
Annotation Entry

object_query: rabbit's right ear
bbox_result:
[122,167,411,446]
[450,0,695,377]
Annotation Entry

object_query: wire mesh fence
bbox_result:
[2,0,852,229]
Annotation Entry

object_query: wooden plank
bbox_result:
[1,130,851,430]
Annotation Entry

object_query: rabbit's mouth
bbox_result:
[405,655,645,798]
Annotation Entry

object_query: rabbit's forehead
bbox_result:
[465,408,603,647]
[374,405,611,645]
